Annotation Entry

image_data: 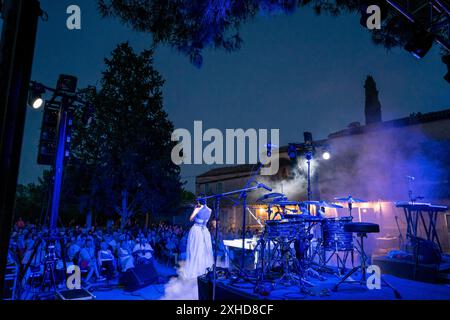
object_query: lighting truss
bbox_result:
[386,0,450,51]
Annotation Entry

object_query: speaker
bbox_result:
[120,262,159,292]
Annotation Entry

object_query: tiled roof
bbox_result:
[197,164,258,178]
[328,108,450,139]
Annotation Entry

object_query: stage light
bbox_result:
[288,144,297,159]
[57,74,78,93]
[322,151,331,160]
[404,29,435,59]
[28,82,46,110]
[32,97,44,109]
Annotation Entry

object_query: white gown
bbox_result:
[183,206,214,279]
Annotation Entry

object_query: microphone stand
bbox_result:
[241,190,248,271]
[213,195,222,300]
[395,216,404,249]
[197,183,269,300]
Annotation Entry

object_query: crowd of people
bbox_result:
[8,219,189,289]
[6,217,259,297]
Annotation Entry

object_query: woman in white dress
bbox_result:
[183,198,214,279]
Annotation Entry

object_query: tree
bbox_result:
[97,0,449,75]
[69,43,182,228]
[181,189,196,204]
[64,87,105,227]
[14,182,47,223]
[364,75,382,125]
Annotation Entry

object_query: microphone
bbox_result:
[257,182,272,192]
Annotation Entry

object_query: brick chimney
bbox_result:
[364,75,382,125]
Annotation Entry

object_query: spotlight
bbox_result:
[404,29,435,59]
[442,55,450,83]
[288,144,297,159]
[28,82,46,109]
[322,151,331,160]
[32,97,44,109]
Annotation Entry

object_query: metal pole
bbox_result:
[306,157,312,213]
[0,0,41,297]
[307,158,311,201]
[212,196,221,300]
[241,191,247,270]
[49,101,69,231]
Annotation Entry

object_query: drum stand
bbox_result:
[309,238,335,273]
[272,237,313,293]
[308,228,354,277]
[253,231,271,281]
[325,248,353,277]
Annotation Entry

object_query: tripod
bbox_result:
[35,256,58,298]
[20,236,67,299]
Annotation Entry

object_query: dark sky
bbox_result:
[7,0,450,191]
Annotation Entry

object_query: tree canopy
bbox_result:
[97,0,449,72]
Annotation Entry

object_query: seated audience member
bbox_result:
[133,237,154,265]
[123,234,135,253]
[79,238,105,283]
[67,236,81,263]
[118,241,134,272]
[98,242,117,279]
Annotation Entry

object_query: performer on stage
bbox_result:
[183,198,214,279]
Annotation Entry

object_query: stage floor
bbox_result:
[90,265,450,300]
[202,273,450,300]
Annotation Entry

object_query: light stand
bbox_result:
[288,140,317,212]
[49,97,71,230]
[29,77,92,232]
[305,152,313,211]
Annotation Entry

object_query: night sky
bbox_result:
[4,0,449,191]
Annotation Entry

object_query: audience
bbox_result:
[8,220,193,288]
[8,218,253,290]
[79,238,105,283]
